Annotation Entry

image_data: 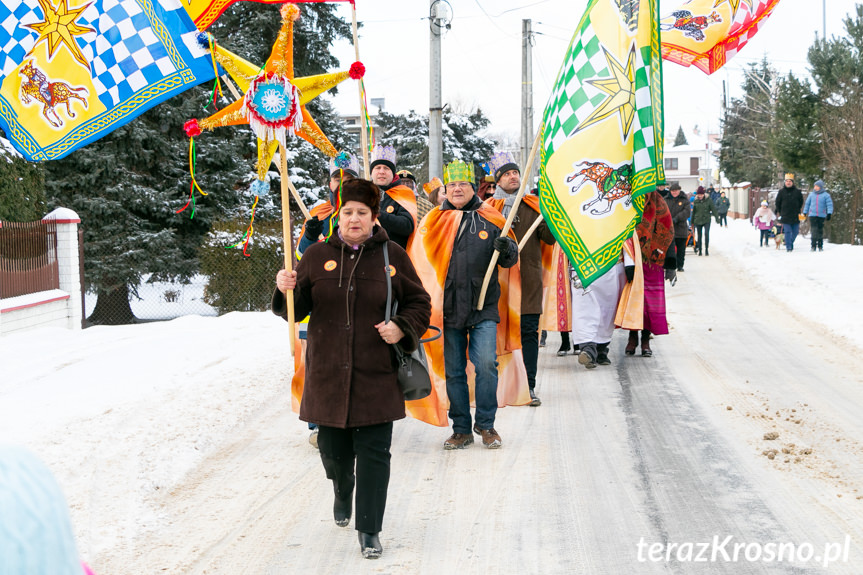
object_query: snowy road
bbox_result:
[4,228,863,574]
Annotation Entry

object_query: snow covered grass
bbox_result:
[701,217,863,350]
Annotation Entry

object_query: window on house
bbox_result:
[664,158,678,171]
[690,157,699,175]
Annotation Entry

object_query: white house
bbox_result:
[662,128,720,194]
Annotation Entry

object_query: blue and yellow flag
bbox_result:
[539,0,664,288]
[0,0,216,161]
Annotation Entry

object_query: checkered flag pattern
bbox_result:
[0,2,40,81]
[542,16,657,170]
[81,0,178,107]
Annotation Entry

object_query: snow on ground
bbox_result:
[83,274,218,320]
[0,216,860,568]
[706,218,863,351]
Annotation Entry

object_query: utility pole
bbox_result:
[521,19,534,183]
[429,0,444,181]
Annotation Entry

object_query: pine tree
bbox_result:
[0,137,46,221]
[43,3,352,323]
[719,57,778,188]
[374,106,496,184]
[673,125,688,146]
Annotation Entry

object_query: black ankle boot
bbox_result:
[557,332,571,356]
[333,477,354,527]
[358,531,383,559]
[625,330,638,355]
[641,330,653,357]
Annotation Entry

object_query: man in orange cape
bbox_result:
[368,144,417,249]
[407,159,529,450]
[484,151,557,407]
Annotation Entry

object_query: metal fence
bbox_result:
[0,219,59,299]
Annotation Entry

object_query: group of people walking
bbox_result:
[754,173,835,251]
[271,146,677,559]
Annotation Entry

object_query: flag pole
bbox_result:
[517,214,544,252]
[279,141,296,357]
[476,128,541,310]
[352,3,371,177]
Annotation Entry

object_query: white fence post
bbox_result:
[43,208,82,330]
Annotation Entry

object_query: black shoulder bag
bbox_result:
[383,242,441,401]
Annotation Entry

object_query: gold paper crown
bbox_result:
[784,173,795,180]
[443,160,475,185]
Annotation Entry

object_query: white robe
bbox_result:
[570,262,626,345]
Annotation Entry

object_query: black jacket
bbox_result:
[775,185,803,223]
[378,179,416,249]
[442,195,518,329]
[665,192,691,238]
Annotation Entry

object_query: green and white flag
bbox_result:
[539,0,664,287]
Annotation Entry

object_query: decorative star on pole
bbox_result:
[185,4,364,181]
[26,0,95,69]
[577,44,637,142]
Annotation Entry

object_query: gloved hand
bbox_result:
[493,236,510,254]
[304,216,323,240]
[827,213,832,221]
[625,265,635,283]
[664,268,677,285]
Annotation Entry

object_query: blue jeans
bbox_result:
[444,320,499,433]
[782,222,799,250]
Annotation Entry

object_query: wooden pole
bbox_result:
[517,214,544,253]
[476,128,542,310]
[279,141,296,357]
[352,5,371,177]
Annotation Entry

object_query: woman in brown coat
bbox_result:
[273,179,431,559]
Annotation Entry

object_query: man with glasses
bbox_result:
[408,160,519,450]
[397,169,434,222]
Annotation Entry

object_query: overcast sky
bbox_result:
[322,0,861,143]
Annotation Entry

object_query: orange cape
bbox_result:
[615,235,644,330]
[406,204,530,427]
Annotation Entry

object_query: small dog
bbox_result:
[774,232,784,249]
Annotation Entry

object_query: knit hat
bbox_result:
[696,186,705,195]
[329,151,359,179]
[370,144,396,175]
[814,179,825,189]
[761,200,768,206]
[483,151,519,182]
[0,445,84,575]
[339,179,380,216]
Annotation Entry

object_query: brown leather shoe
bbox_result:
[472,424,502,449]
[443,432,474,450]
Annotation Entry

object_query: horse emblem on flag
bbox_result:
[19,60,89,128]
[661,9,723,41]
[0,0,215,161]
[566,160,634,217]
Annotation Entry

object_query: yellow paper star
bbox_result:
[194,5,357,179]
[26,0,94,69]
[576,44,637,141]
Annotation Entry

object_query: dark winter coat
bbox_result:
[775,185,804,223]
[272,226,431,428]
[715,196,730,216]
[665,192,691,238]
[378,180,416,249]
[691,196,717,226]
[442,195,519,329]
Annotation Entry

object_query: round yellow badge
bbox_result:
[388,265,397,277]
[386,205,395,213]
[324,260,337,271]
[478,230,489,240]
